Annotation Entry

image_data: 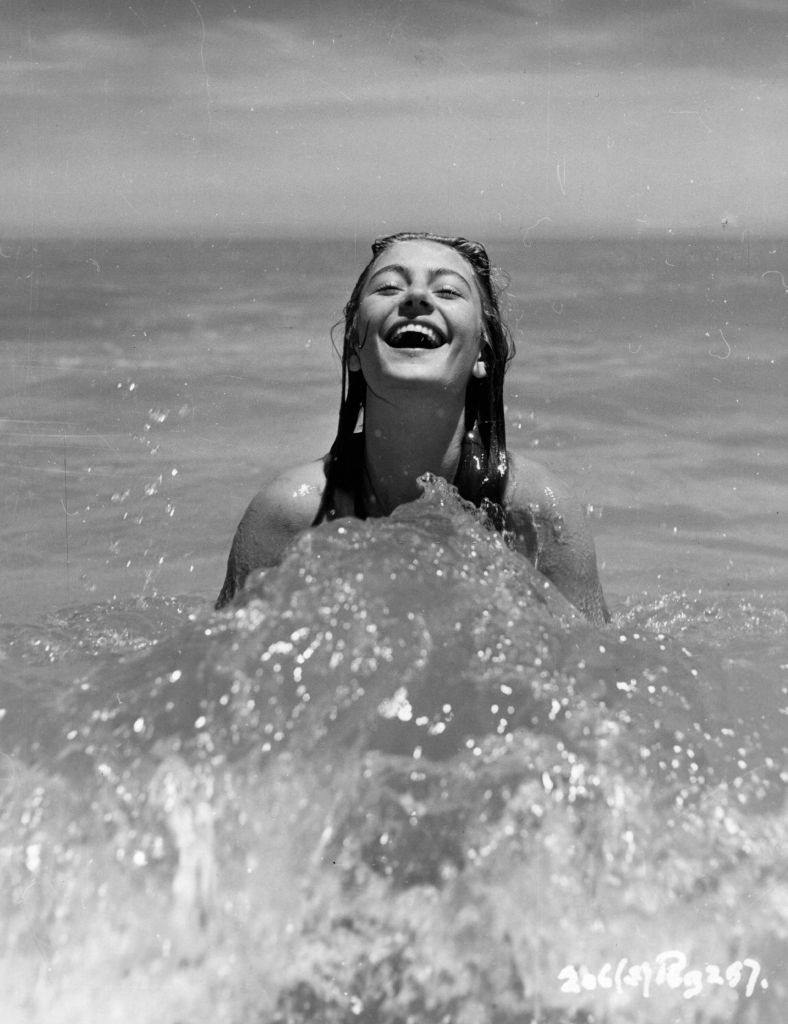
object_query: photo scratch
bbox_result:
[709,328,732,359]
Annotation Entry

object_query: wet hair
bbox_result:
[312,231,515,524]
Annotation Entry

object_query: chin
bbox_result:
[362,344,468,392]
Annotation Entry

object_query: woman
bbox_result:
[216,232,610,625]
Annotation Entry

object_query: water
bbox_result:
[1,236,786,1023]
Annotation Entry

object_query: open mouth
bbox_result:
[385,323,447,349]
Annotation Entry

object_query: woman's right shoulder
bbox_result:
[215,459,327,608]
[247,458,327,533]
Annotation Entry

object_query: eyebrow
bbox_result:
[367,263,472,287]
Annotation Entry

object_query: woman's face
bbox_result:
[354,239,485,400]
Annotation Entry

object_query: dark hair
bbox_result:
[312,232,515,524]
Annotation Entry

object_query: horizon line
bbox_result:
[3,227,784,244]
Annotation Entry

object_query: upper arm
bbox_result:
[503,454,610,625]
[215,460,325,608]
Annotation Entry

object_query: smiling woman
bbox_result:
[216,231,610,624]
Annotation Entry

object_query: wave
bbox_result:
[0,478,784,1023]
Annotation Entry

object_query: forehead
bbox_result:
[367,239,476,281]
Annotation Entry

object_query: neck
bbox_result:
[362,390,466,515]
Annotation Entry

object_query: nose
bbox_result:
[400,282,434,315]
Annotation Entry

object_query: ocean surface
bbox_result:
[1,235,786,1023]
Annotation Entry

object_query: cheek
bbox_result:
[459,299,484,338]
[355,301,381,348]
[456,312,484,358]
[356,335,386,382]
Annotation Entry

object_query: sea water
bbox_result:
[0,236,785,1023]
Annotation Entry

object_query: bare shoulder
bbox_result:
[503,452,575,512]
[501,451,581,564]
[502,452,610,625]
[215,458,326,608]
[260,459,327,529]
[235,458,327,555]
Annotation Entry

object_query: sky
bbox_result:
[2,0,786,238]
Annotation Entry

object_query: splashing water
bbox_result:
[0,478,784,1024]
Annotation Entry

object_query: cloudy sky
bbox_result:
[3,0,786,237]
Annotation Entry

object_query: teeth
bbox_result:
[388,323,443,348]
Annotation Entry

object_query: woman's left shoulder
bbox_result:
[502,452,610,625]
[502,452,579,519]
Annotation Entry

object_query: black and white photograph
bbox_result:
[1,1,785,1021]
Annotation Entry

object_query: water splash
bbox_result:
[0,479,784,1023]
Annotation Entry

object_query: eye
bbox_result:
[374,282,401,294]
[435,285,463,298]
